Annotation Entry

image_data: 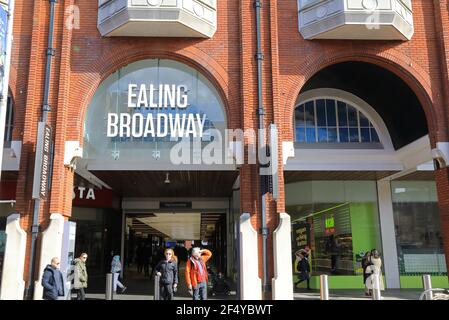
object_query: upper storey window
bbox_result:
[295,98,381,145]
[98,0,217,38]
[298,0,414,40]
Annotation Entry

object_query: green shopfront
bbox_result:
[286,179,447,289]
[286,181,382,289]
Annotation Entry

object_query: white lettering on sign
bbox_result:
[106,83,207,139]
[72,187,96,200]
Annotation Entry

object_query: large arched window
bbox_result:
[294,89,392,149]
[83,59,228,169]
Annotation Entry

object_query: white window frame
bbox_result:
[294,88,394,151]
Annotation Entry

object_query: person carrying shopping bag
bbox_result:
[155,248,178,300]
[111,255,127,294]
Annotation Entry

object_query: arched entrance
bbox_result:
[71,59,239,299]
[285,61,447,291]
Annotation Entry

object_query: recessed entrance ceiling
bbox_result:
[90,171,238,198]
[138,213,201,240]
[284,171,399,183]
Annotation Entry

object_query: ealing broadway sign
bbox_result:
[107,84,207,139]
[32,123,52,200]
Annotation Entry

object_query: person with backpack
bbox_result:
[294,249,311,290]
[155,248,178,300]
[111,255,127,294]
[73,253,88,300]
[185,247,212,300]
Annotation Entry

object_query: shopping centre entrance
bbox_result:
[67,58,242,298]
[71,170,240,298]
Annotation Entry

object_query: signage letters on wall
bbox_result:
[107,84,207,139]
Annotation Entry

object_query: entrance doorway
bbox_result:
[123,209,230,298]
[71,170,240,299]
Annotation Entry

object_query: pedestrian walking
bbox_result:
[155,248,178,300]
[365,249,385,295]
[361,251,372,296]
[73,253,88,300]
[111,255,127,294]
[41,257,65,300]
[185,247,212,300]
[294,248,311,290]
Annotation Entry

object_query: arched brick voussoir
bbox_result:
[281,48,439,144]
[67,46,236,143]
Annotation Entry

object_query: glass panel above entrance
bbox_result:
[83,59,232,171]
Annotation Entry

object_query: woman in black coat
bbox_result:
[155,248,178,300]
[295,249,311,290]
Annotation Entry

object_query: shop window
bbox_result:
[294,99,381,145]
[286,181,382,279]
[391,181,447,276]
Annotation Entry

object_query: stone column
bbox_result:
[0,214,27,300]
[239,213,262,300]
[377,180,401,288]
[33,213,64,300]
[272,212,293,300]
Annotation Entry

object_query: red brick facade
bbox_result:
[6,0,449,294]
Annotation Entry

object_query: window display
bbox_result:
[392,181,447,276]
[287,181,382,279]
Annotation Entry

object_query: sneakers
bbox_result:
[121,286,127,293]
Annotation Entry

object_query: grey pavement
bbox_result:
[294,289,425,300]
[79,262,237,301]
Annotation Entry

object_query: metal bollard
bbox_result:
[372,274,382,300]
[154,275,160,300]
[106,273,114,300]
[320,275,329,300]
[422,274,433,300]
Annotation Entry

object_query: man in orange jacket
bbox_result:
[185,247,212,300]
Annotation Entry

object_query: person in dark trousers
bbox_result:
[41,257,65,300]
[150,246,165,279]
[361,251,372,296]
[185,247,212,300]
[142,243,151,277]
[178,245,188,269]
[295,249,311,290]
[73,253,88,300]
[136,243,144,274]
[327,235,340,274]
[155,248,178,300]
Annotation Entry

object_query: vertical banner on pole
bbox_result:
[32,122,52,200]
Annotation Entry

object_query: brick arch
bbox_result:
[68,47,235,142]
[283,49,438,144]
